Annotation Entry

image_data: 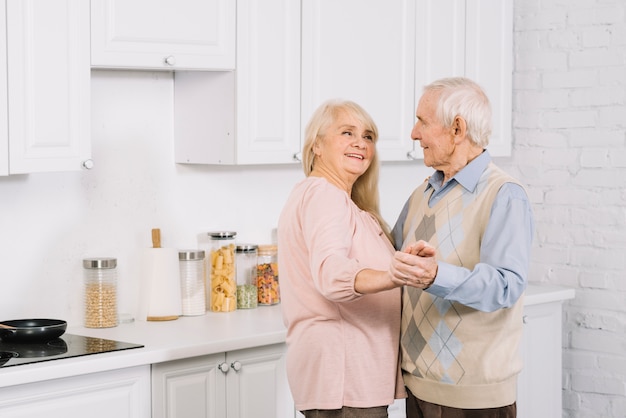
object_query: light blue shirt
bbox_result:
[392,151,535,312]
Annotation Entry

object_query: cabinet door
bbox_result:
[91,0,236,70]
[413,0,512,158]
[226,343,293,418]
[517,302,563,418]
[0,0,8,176]
[465,0,513,156]
[6,0,91,174]
[0,366,150,418]
[236,0,302,164]
[411,0,465,160]
[152,353,227,418]
[301,0,416,162]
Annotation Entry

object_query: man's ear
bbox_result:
[452,116,467,140]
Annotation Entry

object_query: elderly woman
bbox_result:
[277,99,432,418]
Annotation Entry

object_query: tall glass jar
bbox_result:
[206,231,237,312]
[235,244,258,309]
[83,257,118,328]
[256,245,280,305]
[179,249,206,316]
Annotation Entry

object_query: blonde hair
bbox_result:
[424,77,492,148]
[301,99,391,239]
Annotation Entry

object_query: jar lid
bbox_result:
[83,258,117,269]
[257,244,277,256]
[207,231,237,239]
[236,244,258,253]
[178,250,205,261]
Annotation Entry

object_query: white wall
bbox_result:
[509,1,626,417]
[0,69,428,325]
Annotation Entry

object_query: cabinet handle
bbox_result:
[522,315,529,324]
[231,361,242,372]
[82,159,94,170]
[164,55,176,66]
[292,152,302,162]
[406,150,419,160]
[218,362,230,373]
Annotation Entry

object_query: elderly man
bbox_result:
[392,77,535,418]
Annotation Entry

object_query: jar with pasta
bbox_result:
[83,257,118,328]
[206,231,237,312]
[256,244,280,305]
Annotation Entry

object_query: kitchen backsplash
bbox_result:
[0,70,429,325]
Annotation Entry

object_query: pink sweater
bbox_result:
[277,177,405,411]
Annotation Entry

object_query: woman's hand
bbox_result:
[390,240,438,289]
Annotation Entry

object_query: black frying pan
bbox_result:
[0,319,67,343]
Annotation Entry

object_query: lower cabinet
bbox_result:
[517,300,565,418]
[152,343,294,418]
[0,365,151,417]
[387,299,568,418]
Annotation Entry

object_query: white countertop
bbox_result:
[0,284,574,389]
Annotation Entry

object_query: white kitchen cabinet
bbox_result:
[385,287,575,418]
[174,0,301,165]
[301,0,417,162]
[517,298,568,418]
[91,0,236,70]
[0,365,151,418]
[413,0,513,158]
[152,343,294,418]
[0,1,8,175]
[0,0,91,176]
[174,0,513,166]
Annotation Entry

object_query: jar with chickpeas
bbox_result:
[83,257,118,328]
[206,231,237,312]
[235,244,258,309]
[256,244,280,305]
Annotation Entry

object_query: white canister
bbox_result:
[179,250,206,316]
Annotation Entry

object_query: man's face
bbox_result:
[411,91,456,171]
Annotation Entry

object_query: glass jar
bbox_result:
[179,249,206,316]
[256,244,280,305]
[83,257,118,328]
[235,244,258,309]
[206,231,237,312]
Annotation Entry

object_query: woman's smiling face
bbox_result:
[313,109,375,189]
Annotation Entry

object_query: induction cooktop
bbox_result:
[0,334,144,368]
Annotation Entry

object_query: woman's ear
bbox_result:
[313,140,321,156]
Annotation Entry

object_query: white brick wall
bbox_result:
[504,1,626,416]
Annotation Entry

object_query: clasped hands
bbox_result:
[389,240,438,289]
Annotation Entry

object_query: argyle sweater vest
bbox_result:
[400,162,525,409]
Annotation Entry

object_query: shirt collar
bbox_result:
[426,150,491,193]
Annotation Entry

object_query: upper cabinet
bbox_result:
[91,0,236,70]
[1,0,91,176]
[301,0,417,162]
[174,0,301,165]
[0,1,8,176]
[465,0,513,156]
[171,0,513,165]
[414,0,513,157]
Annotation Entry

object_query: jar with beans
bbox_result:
[256,245,280,305]
[235,244,258,309]
[83,257,118,328]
